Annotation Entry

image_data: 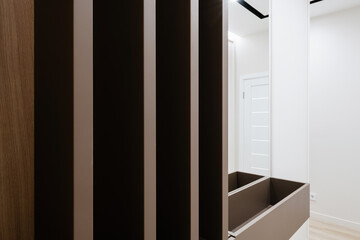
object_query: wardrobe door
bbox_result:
[156,0,198,239]
[199,0,228,239]
[0,0,34,239]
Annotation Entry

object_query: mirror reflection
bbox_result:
[228,0,270,176]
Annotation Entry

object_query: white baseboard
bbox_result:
[311,211,360,232]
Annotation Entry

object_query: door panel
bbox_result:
[244,76,270,176]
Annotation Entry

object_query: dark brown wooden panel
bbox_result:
[156,1,192,240]
[34,0,74,239]
[0,0,34,239]
[93,1,144,239]
[199,0,225,239]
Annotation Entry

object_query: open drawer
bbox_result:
[228,177,310,240]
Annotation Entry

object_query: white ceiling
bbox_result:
[229,0,360,37]
[247,0,269,13]
[311,0,360,18]
[228,0,269,37]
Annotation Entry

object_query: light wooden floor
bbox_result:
[310,218,360,240]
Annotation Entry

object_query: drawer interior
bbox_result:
[228,171,264,193]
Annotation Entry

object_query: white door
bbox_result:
[243,74,270,176]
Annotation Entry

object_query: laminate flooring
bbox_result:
[310,218,360,240]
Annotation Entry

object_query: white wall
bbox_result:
[271,0,309,183]
[271,0,309,239]
[309,6,360,231]
[237,31,269,75]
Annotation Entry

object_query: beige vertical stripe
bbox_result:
[223,0,229,239]
[74,0,93,239]
[144,0,157,239]
[191,0,199,239]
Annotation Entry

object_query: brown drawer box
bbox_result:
[228,171,265,193]
[228,177,310,240]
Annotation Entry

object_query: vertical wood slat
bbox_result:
[199,0,228,239]
[156,0,190,237]
[93,1,144,239]
[74,0,93,239]
[35,0,74,239]
[156,0,198,239]
[0,0,34,239]
[144,0,157,239]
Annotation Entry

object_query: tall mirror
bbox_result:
[228,0,270,177]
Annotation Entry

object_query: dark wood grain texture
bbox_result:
[0,0,34,239]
